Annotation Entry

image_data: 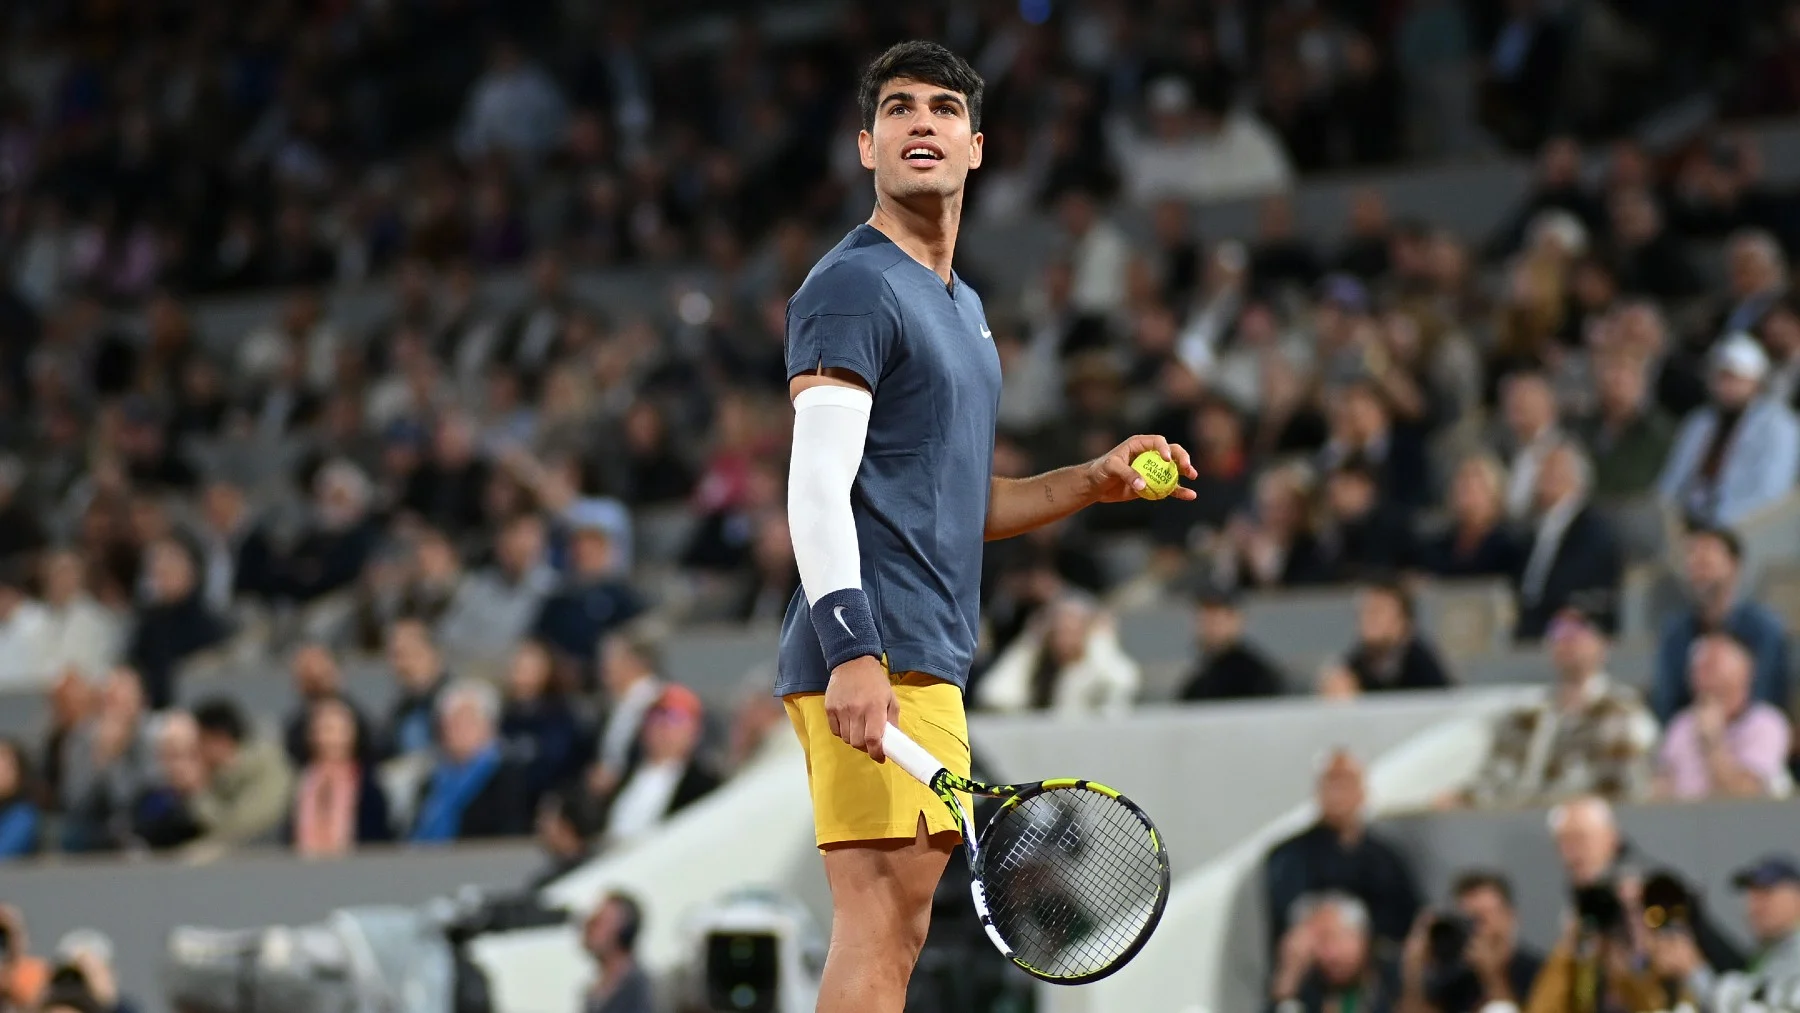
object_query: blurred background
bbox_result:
[4,0,1800,1011]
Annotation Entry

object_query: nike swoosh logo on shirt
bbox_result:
[833,605,855,637]
[980,325,992,339]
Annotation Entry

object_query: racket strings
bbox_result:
[976,787,1165,979]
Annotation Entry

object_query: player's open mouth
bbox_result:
[902,143,944,166]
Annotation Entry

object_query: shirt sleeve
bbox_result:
[1737,707,1793,791]
[785,261,903,394]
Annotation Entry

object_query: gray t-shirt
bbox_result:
[584,965,653,1013]
[777,224,1002,696]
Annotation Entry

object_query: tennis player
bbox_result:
[779,41,1199,1011]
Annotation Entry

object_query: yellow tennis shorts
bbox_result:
[784,670,971,849]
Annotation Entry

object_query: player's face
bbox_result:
[860,77,983,203]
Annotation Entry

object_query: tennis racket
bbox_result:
[880,723,1170,984]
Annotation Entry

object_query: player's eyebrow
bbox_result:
[879,90,966,114]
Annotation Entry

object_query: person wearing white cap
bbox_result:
[1656,332,1800,527]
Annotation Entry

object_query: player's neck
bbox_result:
[868,196,961,286]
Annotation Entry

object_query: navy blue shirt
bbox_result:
[777,225,1002,696]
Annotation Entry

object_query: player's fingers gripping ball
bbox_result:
[1131,450,1181,501]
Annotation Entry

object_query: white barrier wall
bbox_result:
[476,689,1531,1012]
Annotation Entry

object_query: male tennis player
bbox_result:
[779,41,1198,1011]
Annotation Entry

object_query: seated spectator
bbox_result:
[1418,454,1523,580]
[1513,442,1622,641]
[529,789,596,890]
[192,480,273,610]
[1150,399,1255,569]
[499,640,585,807]
[56,668,153,852]
[1316,461,1416,581]
[190,698,296,847]
[0,558,51,691]
[411,679,531,843]
[1652,525,1788,723]
[1496,371,1566,522]
[581,892,653,1013]
[126,539,232,709]
[1657,333,1800,528]
[588,631,666,800]
[438,513,556,667]
[38,550,126,684]
[599,685,720,845]
[1757,289,1800,407]
[1656,633,1792,801]
[731,510,799,622]
[291,697,392,858]
[532,505,642,673]
[382,618,452,760]
[0,738,42,860]
[1655,854,1800,1008]
[401,413,491,537]
[1578,345,1675,500]
[1180,587,1287,701]
[281,643,374,768]
[1317,381,1430,511]
[130,712,205,851]
[1108,75,1293,205]
[1268,892,1399,1013]
[1266,750,1421,957]
[272,460,380,605]
[1219,466,1333,589]
[1319,582,1451,698]
[1398,871,1545,1013]
[0,905,49,1011]
[1463,609,1658,807]
[975,594,1140,715]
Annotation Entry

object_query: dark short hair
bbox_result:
[1687,523,1743,563]
[192,698,249,744]
[605,891,644,951]
[1452,869,1516,908]
[1363,578,1415,623]
[858,41,984,133]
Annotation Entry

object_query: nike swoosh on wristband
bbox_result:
[833,605,855,637]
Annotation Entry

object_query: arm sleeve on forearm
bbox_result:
[788,385,873,605]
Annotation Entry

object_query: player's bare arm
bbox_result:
[984,435,1199,542]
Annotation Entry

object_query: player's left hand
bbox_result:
[1084,435,1198,504]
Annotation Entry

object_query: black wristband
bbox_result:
[811,588,883,672]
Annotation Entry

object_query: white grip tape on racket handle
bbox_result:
[881,724,946,787]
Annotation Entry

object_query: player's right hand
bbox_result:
[825,656,898,762]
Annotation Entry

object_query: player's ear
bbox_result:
[858,129,876,172]
[968,131,984,171]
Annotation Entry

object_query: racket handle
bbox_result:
[881,724,947,787]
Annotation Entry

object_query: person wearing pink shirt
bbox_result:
[1656,632,1793,800]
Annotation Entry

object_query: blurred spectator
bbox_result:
[1107,75,1293,205]
[382,619,452,760]
[1269,892,1399,1013]
[1658,333,1800,527]
[1316,462,1416,581]
[1655,853,1800,1009]
[976,595,1140,715]
[37,551,126,684]
[272,460,380,606]
[1655,633,1792,801]
[1491,140,1603,258]
[457,40,568,167]
[0,739,41,860]
[1513,442,1623,641]
[1318,380,1430,512]
[725,664,785,771]
[1758,289,1800,407]
[1653,525,1789,723]
[499,640,585,807]
[190,698,296,847]
[1180,587,1287,701]
[281,644,374,769]
[40,929,136,1013]
[1716,230,1788,337]
[1056,189,1131,318]
[290,698,391,858]
[0,560,50,692]
[1417,454,1523,579]
[1463,609,1658,807]
[1219,466,1333,590]
[588,631,666,799]
[1398,871,1545,1013]
[438,513,556,666]
[1497,371,1565,521]
[130,711,205,851]
[1266,750,1421,958]
[125,539,232,709]
[1608,186,1701,301]
[1522,918,1668,1012]
[732,509,799,622]
[599,685,719,845]
[0,905,49,1012]
[401,414,492,537]
[1579,345,1676,501]
[529,790,596,891]
[581,893,653,1013]
[1479,11,1570,153]
[55,669,152,853]
[1150,399,1255,568]
[0,462,47,562]
[1319,582,1451,698]
[532,505,642,672]
[410,679,531,843]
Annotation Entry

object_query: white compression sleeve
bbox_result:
[787,384,873,606]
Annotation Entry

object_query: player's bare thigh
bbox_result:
[820,812,958,945]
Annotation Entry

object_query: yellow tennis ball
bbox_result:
[1130,450,1179,501]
